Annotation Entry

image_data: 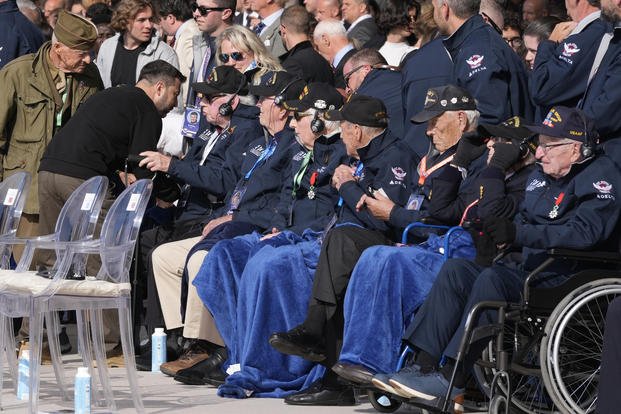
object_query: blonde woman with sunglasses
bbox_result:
[215,25,283,87]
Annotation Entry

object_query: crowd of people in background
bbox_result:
[3,0,621,412]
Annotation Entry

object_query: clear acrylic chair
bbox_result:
[0,175,109,413]
[0,179,152,414]
[0,172,31,406]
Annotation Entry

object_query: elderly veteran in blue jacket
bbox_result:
[186,83,347,396]
[377,107,621,406]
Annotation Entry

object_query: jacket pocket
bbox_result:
[13,95,50,143]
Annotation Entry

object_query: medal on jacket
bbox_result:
[548,192,565,219]
[308,172,318,199]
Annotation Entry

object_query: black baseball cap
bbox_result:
[526,106,598,143]
[191,65,247,97]
[324,94,388,128]
[479,115,535,141]
[248,71,306,100]
[411,84,477,123]
[282,82,343,112]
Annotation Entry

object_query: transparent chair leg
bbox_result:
[90,309,117,412]
[28,308,44,414]
[119,305,144,413]
[45,312,69,400]
[0,315,5,409]
[3,316,18,388]
[76,309,102,406]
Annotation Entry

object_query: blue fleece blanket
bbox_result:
[193,230,325,398]
[338,231,475,374]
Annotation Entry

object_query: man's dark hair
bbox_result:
[138,60,187,85]
[157,0,192,20]
[347,48,387,68]
[212,0,235,23]
[281,5,312,36]
[377,0,414,36]
[587,0,600,7]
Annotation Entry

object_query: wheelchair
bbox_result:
[366,246,621,414]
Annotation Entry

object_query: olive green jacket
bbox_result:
[0,41,103,214]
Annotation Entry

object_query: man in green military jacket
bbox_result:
[0,10,103,254]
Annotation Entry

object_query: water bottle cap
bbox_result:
[154,328,165,334]
[77,367,89,375]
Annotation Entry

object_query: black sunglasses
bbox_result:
[218,52,244,63]
[191,3,227,16]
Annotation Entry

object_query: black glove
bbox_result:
[483,216,516,246]
[452,131,487,169]
[488,141,522,171]
[153,173,181,203]
[464,219,497,266]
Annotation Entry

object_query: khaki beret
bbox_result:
[54,10,98,51]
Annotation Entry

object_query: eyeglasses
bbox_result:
[537,141,574,154]
[293,112,312,121]
[504,36,524,48]
[218,52,245,63]
[191,3,227,16]
[343,65,366,85]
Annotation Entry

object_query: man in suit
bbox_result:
[313,19,356,90]
[341,0,379,48]
[158,0,200,106]
[250,0,287,58]
[280,5,334,84]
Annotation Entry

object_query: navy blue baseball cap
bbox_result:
[411,84,476,123]
[526,106,598,142]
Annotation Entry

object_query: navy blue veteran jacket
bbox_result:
[338,129,418,235]
[221,126,298,230]
[469,163,535,220]
[271,133,348,234]
[167,104,262,201]
[530,14,607,120]
[166,104,262,220]
[444,14,533,124]
[0,0,45,70]
[401,39,452,158]
[356,68,405,139]
[514,155,621,272]
[581,23,621,140]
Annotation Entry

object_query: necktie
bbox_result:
[254,21,266,36]
[292,150,313,198]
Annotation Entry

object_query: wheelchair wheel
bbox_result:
[367,389,402,413]
[488,394,508,414]
[474,320,557,413]
[541,278,621,414]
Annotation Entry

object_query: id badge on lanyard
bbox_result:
[181,105,201,139]
[227,180,248,214]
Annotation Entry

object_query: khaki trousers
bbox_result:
[152,236,224,345]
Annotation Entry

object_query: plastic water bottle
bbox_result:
[74,367,91,414]
[17,347,30,400]
[151,328,167,372]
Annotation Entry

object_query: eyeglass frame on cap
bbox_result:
[191,3,227,16]
[218,52,245,63]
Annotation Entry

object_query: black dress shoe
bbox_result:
[332,362,375,386]
[173,347,228,385]
[269,325,326,362]
[284,381,356,406]
[203,368,228,386]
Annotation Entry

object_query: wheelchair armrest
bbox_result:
[401,222,451,244]
[547,248,621,263]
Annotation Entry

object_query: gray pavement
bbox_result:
[1,354,422,413]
